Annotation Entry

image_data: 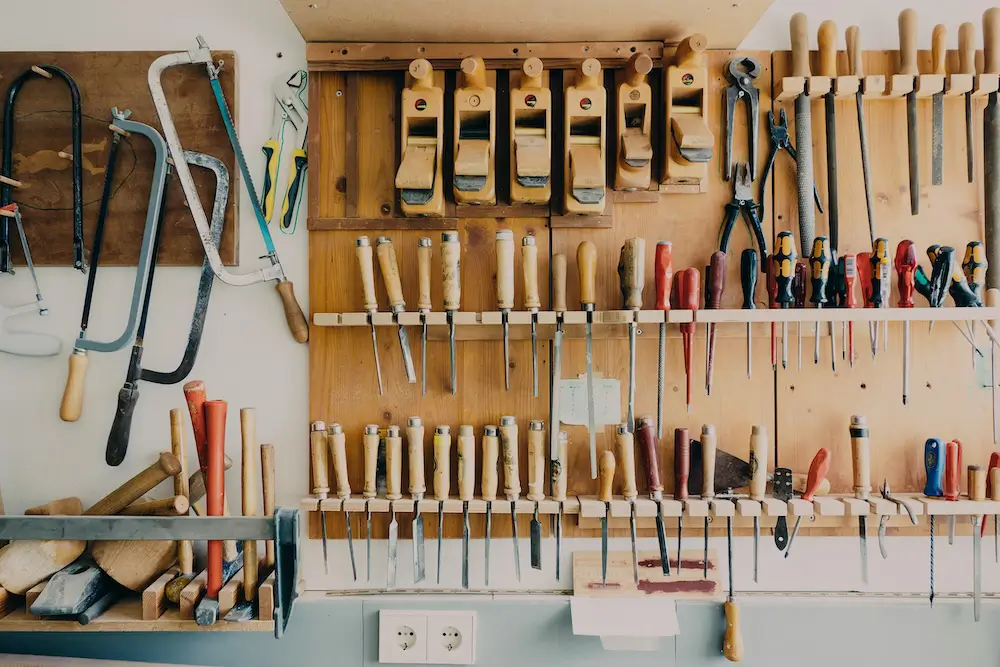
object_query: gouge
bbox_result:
[483,425,500,587]
[528,420,545,570]
[362,424,378,581]
[356,237,384,395]
[376,237,417,383]
[458,425,476,588]
[599,449,615,587]
[386,425,402,589]
[578,240,598,478]
[433,425,452,585]
[309,421,330,574]
[406,417,426,583]
[501,416,522,581]
[617,424,639,583]
[328,423,356,580]
[496,230,515,391]
[523,236,541,397]
[442,231,461,394]
[551,430,568,579]
[417,237,432,395]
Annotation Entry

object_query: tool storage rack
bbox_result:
[304,35,1000,575]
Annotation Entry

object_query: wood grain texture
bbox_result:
[0,51,237,266]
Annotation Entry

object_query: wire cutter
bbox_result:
[720,163,767,262]
[877,479,917,559]
[723,57,760,182]
[261,70,308,233]
[759,109,823,222]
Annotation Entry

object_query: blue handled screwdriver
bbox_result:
[924,437,945,607]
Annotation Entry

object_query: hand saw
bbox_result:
[261,70,308,234]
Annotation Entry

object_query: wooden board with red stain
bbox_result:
[572,549,722,599]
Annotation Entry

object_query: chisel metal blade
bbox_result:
[437,502,444,584]
[655,510,669,575]
[369,321,384,395]
[345,509,357,581]
[531,316,538,398]
[586,319,597,479]
[530,503,542,570]
[462,502,470,589]
[860,515,869,584]
[503,313,510,391]
[630,502,639,583]
[973,516,982,622]
[753,517,759,583]
[412,506,425,583]
[396,319,417,383]
[556,503,563,580]
[512,502,521,581]
[906,91,920,214]
[449,315,457,395]
[967,92,975,183]
[366,502,372,582]
[485,502,492,587]
[421,317,428,396]
[550,321,563,459]
[319,505,329,575]
[949,515,956,546]
[387,504,398,589]
[601,512,609,586]
[677,517,683,575]
[932,91,944,186]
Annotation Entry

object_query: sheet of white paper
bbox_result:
[570,597,680,638]
[558,375,621,426]
[599,636,662,651]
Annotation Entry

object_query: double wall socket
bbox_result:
[379,609,477,665]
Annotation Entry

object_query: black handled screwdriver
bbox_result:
[809,236,835,371]
[773,231,798,370]
[869,238,890,353]
[793,260,807,370]
[741,249,758,379]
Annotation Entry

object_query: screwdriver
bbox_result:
[527,420,545,571]
[963,242,987,366]
[500,415,522,581]
[741,249,758,379]
[637,415,669,574]
[701,424,717,578]
[924,437,944,607]
[857,251,875,358]
[405,417,426,583]
[850,415,871,583]
[375,237,417,384]
[442,231,461,394]
[870,238,891,356]
[773,231,798,370]
[843,254,858,368]
[496,230,515,391]
[551,430,568,579]
[599,449,615,587]
[328,423,357,580]
[523,236,541,398]
[793,260,807,370]
[619,238,645,431]
[706,251,725,395]
[458,424,476,588]
[722,504,743,663]
[809,237,833,369]
[355,237,384,395]
[417,237,433,395]
[551,254,567,456]
[676,268,701,412]
[617,424,640,583]
[362,424,378,581]
[579,240,599,477]
[309,421,330,574]
[784,447,832,558]
[655,242,674,438]
[482,425,499,587]
[433,425,451,584]
[895,241,917,405]
[749,425,767,583]
[766,256,778,370]
[835,255,848,360]
[675,427,690,575]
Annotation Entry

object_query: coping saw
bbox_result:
[261,70,308,233]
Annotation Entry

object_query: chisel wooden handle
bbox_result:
[846,26,864,78]
[944,440,961,501]
[636,416,662,499]
[992,465,1000,501]
[674,428,689,501]
[969,465,986,501]
[83,452,182,515]
[417,237,433,313]
[899,9,919,77]
[363,424,379,499]
[723,600,744,662]
[701,424,717,500]
[599,450,615,503]
[59,349,88,422]
[406,417,426,499]
[310,420,330,499]
[170,408,193,575]
[552,253,568,313]
[441,231,461,312]
[618,238,645,310]
[527,421,545,502]
[204,400,227,598]
[328,424,350,499]
[790,13,812,78]
[616,425,638,501]
[655,242,674,311]
[802,448,832,502]
[356,236,378,312]
[241,409,258,605]
[749,425,768,501]
[433,425,451,501]
[850,415,871,500]
[276,281,309,344]
[986,9,1000,75]
[261,443,276,568]
[578,241,597,309]
[932,24,947,76]
[482,425,500,502]
[522,236,541,311]
[120,496,190,516]
[25,497,83,516]
[458,425,476,502]
[376,237,405,311]
[960,22,977,76]
[817,20,838,78]
[386,425,402,501]
[551,431,568,502]
[183,380,209,471]
[500,416,521,500]
[496,230,515,310]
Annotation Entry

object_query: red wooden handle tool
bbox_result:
[984,452,1000,537]
[636,416,662,497]
[183,380,209,472]
[944,440,961,502]
[895,241,917,308]
[676,268,700,411]
[802,447,832,502]
[655,242,674,312]
[204,399,228,598]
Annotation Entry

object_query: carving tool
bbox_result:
[878,480,918,559]
[749,425,767,582]
[417,238,432,395]
[655,242,674,437]
[196,399,227,626]
[925,438,945,606]
[362,424,378,581]
[846,26,877,243]
[722,507,742,663]
[442,231,461,394]
[675,427,690,575]
[790,13,817,250]
[619,238,645,429]
[969,465,986,621]
[818,20,840,251]
[260,70,308,231]
[706,251,725,395]
[637,416,669,574]
[850,415,871,583]
[578,240,598,477]
[773,468,792,550]
[328,423,356,580]
[309,421,330,574]
[599,449,615,586]
[844,254,857,367]
[741,249,758,378]
[551,253,567,456]
[899,9,921,214]
[458,425,476,587]
[551,430,568,579]
[523,236,541,397]
[960,22,977,183]
[785,448,831,558]
[482,425,499,586]
[386,425,402,589]
[433,425,452,584]
[406,417,426,583]
[773,231,798,370]
[376,237,417,384]
[528,421,545,571]
[896,241,917,404]
[932,24,946,186]
[500,416,522,581]
[676,268,700,412]
[617,424,639,583]
[793,260,807,370]
[701,425,717,577]
[496,230,515,391]
[356,237,383,395]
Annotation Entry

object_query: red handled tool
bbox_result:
[674,427,690,574]
[784,447,831,557]
[706,251,726,395]
[654,242,674,439]
[895,241,917,405]
[676,268,700,413]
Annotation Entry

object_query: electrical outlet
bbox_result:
[425,611,476,665]
[379,610,428,664]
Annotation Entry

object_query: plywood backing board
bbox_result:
[0,51,237,267]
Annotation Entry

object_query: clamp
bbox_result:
[723,57,760,182]
[261,70,308,233]
[877,479,918,559]
[759,109,823,222]
[719,162,767,263]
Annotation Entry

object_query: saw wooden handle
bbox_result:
[749,425,768,501]
[522,236,541,311]
[552,253,568,313]
[499,416,520,500]
[386,426,403,501]
[959,22,976,75]
[84,452,182,515]
[846,26,863,78]
[527,421,545,502]
[24,497,83,515]
[276,281,309,344]
[204,400,227,598]
[310,420,330,498]
[458,425,476,502]
[183,380,209,471]
[790,13,812,78]
[598,449,615,503]
[551,431,568,502]
[817,20,838,78]
[241,408,259,601]
[898,9,919,76]
[850,415,871,500]
[328,424,350,499]
[482,426,499,502]
[496,230,515,310]
[433,425,452,501]
[261,443,276,568]
[441,231,461,312]
[59,349,88,422]
[932,24,948,76]
[363,425,379,499]
[406,418,426,498]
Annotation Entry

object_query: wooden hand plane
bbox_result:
[563,58,606,214]
[615,53,654,191]
[454,56,496,205]
[662,35,713,194]
[510,57,551,205]
[396,58,445,216]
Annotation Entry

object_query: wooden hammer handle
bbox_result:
[241,408,260,601]
[83,452,182,516]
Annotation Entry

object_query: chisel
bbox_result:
[924,437,945,606]
[655,242,674,438]
[442,231,461,394]
[599,449,615,587]
[850,415,871,583]
[406,417,426,583]
[578,240,599,477]
[960,22,977,183]
[846,26,877,244]
[523,236,541,398]
[551,430,568,579]
[899,9,920,214]
[969,464,986,621]
[375,237,417,383]
[617,424,639,583]
[619,238,645,430]
[482,425,499,587]
[675,427,690,575]
[309,420,330,575]
[362,424,378,581]
[500,416,522,581]
[931,24,946,186]
[790,12,817,250]
[637,416,669,574]
[386,425,402,589]
[701,425,717,578]
[551,254,567,457]
[355,237,383,394]
[528,420,545,570]
[417,238,433,396]
[458,424,476,588]
[433,425,451,585]
[749,425,767,583]
[818,20,840,252]
[496,230,515,391]
[328,423,356,580]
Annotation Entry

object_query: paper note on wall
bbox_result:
[558,374,621,426]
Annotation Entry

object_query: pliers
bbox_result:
[719,162,767,264]
[877,479,917,559]
[723,57,760,182]
[759,109,823,222]
[261,70,308,233]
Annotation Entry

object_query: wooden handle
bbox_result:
[850,415,871,500]
[59,349,88,422]
[356,237,378,311]
[577,240,597,309]
[654,242,674,311]
[375,237,405,311]
[625,52,653,88]
[386,426,402,501]
[817,20,839,78]
[203,400,227,598]
[960,22,976,75]
[310,421,330,498]
[970,465,987,501]
[363,425,378,499]
[441,231,461,312]
[636,416,662,499]
[527,421,545,502]
[674,428,690,501]
[701,424,717,500]
[723,600,744,662]
[183,380,209,471]
[673,34,707,67]
[84,452,182,515]
[932,24,948,76]
[618,237,645,310]
[433,426,451,500]
[598,449,615,502]
[500,416,521,499]
[482,426,500,501]
[460,56,487,89]
[261,443,276,568]
[846,26,864,77]
[790,13,812,78]
[24,497,83,515]
[240,408,259,600]
[577,58,602,89]
[802,448,832,502]
[749,425,768,501]
[552,253,568,313]
[616,425,638,501]
[522,236,541,311]
[458,425,476,501]
[522,57,544,86]
[120,496,190,516]
[551,431,568,502]
[327,424,350,498]
[417,238,433,312]
[409,58,434,88]
[496,230,515,310]
[170,407,193,575]
[986,8,1000,75]
[899,9,919,76]
[275,281,309,343]
[944,440,961,501]
[406,418,426,498]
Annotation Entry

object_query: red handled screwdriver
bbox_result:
[894,241,917,405]
[772,232,798,370]
[857,251,874,359]
[793,260,807,370]
[706,251,726,395]
[676,268,700,412]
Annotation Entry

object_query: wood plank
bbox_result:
[178,569,207,621]
[218,568,244,617]
[140,567,178,621]
[308,217,459,231]
[257,571,275,622]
